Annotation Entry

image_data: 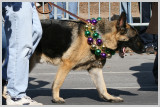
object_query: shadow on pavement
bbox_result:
[130,62,154,72]
[130,62,158,91]
[61,88,138,102]
[27,88,138,102]
[27,76,138,103]
[28,77,50,89]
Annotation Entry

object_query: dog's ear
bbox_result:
[116,12,126,31]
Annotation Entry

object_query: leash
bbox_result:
[35,2,88,24]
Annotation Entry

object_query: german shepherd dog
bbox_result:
[30,12,144,103]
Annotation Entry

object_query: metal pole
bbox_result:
[42,2,45,19]
[140,2,142,23]
[66,2,69,19]
[54,2,57,19]
[130,2,132,24]
[130,23,149,26]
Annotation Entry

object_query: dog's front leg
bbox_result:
[88,68,123,102]
[52,61,72,103]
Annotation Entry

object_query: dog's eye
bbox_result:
[120,28,127,35]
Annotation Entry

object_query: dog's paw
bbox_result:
[53,97,65,103]
[109,97,124,103]
[100,94,123,103]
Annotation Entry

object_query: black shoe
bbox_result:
[145,46,155,54]
[2,79,7,86]
[154,46,158,51]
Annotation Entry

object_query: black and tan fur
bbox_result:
[30,12,144,103]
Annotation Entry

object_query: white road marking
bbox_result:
[28,86,158,90]
[30,71,152,76]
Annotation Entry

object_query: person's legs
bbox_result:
[48,2,54,19]
[138,2,154,53]
[139,2,151,34]
[63,2,77,19]
[139,32,154,47]
[139,3,153,45]
[56,2,63,19]
[48,2,63,19]
[121,2,127,13]
[2,23,8,100]
[2,24,7,62]
[152,52,158,84]
[142,2,151,23]
[69,2,78,19]
[31,3,42,56]
[4,2,33,98]
[2,58,8,82]
[126,2,133,23]
[3,3,42,105]
[2,23,7,81]
[153,34,158,50]
[120,2,133,23]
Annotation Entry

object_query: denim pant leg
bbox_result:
[4,2,33,98]
[69,2,78,19]
[2,24,7,62]
[49,2,63,19]
[120,2,133,23]
[63,2,77,19]
[2,23,7,80]
[31,3,42,56]
[48,2,54,19]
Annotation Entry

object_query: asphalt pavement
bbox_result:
[2,53,158,105]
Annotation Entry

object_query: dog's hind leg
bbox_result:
[52,60,73,103]
[29,52,39,72]
[88,68,123,102]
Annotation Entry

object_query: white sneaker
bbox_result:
[35,3,41,7]
[6,95,43,105]
[2,85,7,99]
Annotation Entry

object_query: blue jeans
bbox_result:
[48,2,78,19]
[2,23,7,80]
[49,2,63,19]
[2,2,42,98]
[120,2,133,23]
[2,24,7,62]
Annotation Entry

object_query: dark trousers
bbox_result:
[153,52,158,80]
[138,2,154,47]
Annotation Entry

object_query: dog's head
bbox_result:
[116,12,144,58]
[96,12,144,58]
